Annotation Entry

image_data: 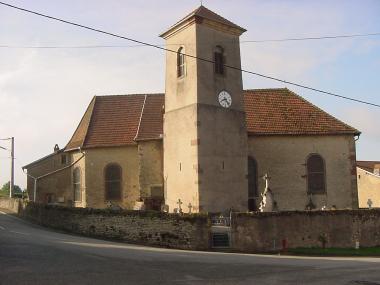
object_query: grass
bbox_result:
[288,247,380,257]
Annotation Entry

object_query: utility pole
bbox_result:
[0,137,14,197]
[10,137,14,198]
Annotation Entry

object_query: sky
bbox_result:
[0,0,379,189]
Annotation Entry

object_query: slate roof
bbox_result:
[160,5,246,37]
[64,88,359,150]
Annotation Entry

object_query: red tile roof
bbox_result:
[357,161,380,173]
[135,95,164,141]
[65,89,359,150]
[244,88,360,136]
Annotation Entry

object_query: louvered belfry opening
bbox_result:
[307,154,326,194]
[214,46,224,75]
[177,47,185,77]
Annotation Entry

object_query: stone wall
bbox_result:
[248,135,358,211]
[357,167,380,208]
[231,210,380,252]
[138,141,164,199]
[85,146,140,209]
[0,197,22,213]
[19,202,209,250]
[2,198,380,253]
[25,150,84,207]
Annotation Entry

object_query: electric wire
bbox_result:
[0,1,379,108]
[2,31,380,49]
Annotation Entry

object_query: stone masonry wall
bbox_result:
[19,202,209,250]
[248,135,358,211]
[2,198,380,253]
[0,198,22,213]
[231,210,380,252]
[357,167,380,208]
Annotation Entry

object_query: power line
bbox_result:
[0,1,379,108]
[243,33,380,43]
[1,32,380,49]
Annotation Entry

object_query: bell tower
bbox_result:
[161,6,248,213]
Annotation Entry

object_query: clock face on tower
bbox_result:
[218,90,232,108]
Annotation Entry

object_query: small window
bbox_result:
[177,47,185,78]
[105,164,122,200]
[73,167,81,202]
[307,154,326,194]
[214,46,224,75]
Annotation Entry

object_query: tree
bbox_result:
[0,181,23,197]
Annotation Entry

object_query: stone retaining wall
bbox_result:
[231,210,380,252]
[0,197,22,213]
[2,198,380,253]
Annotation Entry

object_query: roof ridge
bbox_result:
[94,93,164,98]
[244,88,288,92]
[160,5,245,38]
[195,5,246,31]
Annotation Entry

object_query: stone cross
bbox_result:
[367,199,373,209]
[177,199,183,213]
[263,173,271,189]
[188,203,192,214]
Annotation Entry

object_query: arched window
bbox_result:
[214,46,224,75]
[177,47,185,77]
[105,163,122,200]
[248,156,258,211]
[307,154,326,194]
[73,167,81,202]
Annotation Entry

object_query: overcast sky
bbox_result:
[0,0,379,188]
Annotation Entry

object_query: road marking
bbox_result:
[0,225,5,230]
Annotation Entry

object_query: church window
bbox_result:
[307,154,326,194]
[73,167,81,202]
[177,47,185,78]
[105,163,122,200]
[61,154,67,165]
[214,46,224,75]
[248,156,258,211]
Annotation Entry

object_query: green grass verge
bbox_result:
[288,247,380,257]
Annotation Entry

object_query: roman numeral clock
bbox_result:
[218,90,232,108]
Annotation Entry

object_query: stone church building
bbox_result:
[23,6,360,213]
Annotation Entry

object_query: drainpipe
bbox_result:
[22,170,38,202]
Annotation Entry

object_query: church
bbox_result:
[23,6,360,213]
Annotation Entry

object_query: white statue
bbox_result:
[259,173,275,212]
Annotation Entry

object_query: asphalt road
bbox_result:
[0,211,380,285]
